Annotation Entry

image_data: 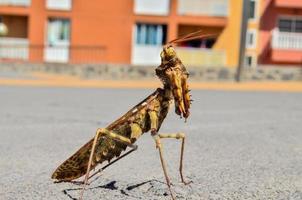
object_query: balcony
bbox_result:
[0,0,30,6]
[0,37,29,60]
[272,30,302,50]
[271,29,302,63]
[275,0,302,9]
[131,44,162,66]
[46,0,72,10]
[132,45,226,67]
[178,0,228,17]
[134,0,170,16]
[176,47,226,67]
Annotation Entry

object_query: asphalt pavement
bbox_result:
[0,86,301,200]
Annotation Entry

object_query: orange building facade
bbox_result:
[0,0,244,68]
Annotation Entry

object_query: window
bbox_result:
[246,29,257,49]
[45,18,70,62]
[135,23,167,45]
[47,18,70,46]
[46,0,72,10]
[244,55,257,67]
[248,0,257,19]
[278,17,302,33]
[134,0,170,16]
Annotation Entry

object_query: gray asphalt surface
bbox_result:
[0,86,301,200]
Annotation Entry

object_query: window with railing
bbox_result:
[45,18,70,62]
[273,17,302,50]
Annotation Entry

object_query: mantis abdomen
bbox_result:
[52,89,170,181]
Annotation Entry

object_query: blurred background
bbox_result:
[0,0,301,81]
[0,1,302,199]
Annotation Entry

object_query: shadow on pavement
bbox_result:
[62,179,168,200]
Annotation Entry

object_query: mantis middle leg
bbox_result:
[152,134,176,200]
[152,133,191,200]
[149,110,191,200]
[158,133,191,185]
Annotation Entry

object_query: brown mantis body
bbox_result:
[52,31,209,199]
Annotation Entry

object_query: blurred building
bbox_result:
[0,0,301,68]
[245,0,302,67]
[258,0,302,66]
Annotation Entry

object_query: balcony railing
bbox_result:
[44,45,70,63]
[0,37,29,60]
[0,0,31,6]
[132,44,226,67]
[134,0,170,16]
[176,47,226,67]
[0,43,106,63]
[272,29,302,50]
[178,0,228,17]
[131,44,162,66]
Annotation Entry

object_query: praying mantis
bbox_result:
[52,30,211,199]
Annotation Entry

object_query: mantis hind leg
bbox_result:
[88,147,137,183]
[79,128,138,200]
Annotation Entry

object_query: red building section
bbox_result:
[259,0,302,66]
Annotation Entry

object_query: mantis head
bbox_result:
[156,45,191,120]
[155,31,216,120]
